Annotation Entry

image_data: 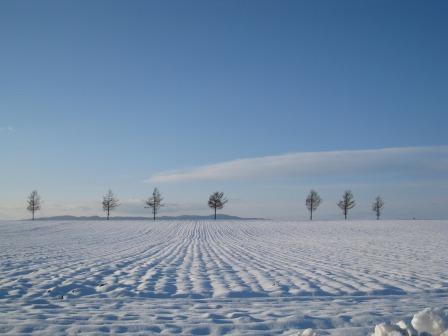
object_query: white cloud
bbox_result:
[146,146,448,183]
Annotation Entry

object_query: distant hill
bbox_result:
[34,214,264,221]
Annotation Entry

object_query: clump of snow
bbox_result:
[412,308,447,336]
[372,323,406,336]
[373,308,448,336]
[396,320,417,336]
[297,329,319,336]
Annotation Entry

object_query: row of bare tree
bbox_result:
[306,190,384,220]
[25,189,228,221]
[25,189,384,221]
[102,189,227,221]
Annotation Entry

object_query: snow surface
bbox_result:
[0,220,447,335]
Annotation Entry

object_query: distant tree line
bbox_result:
[24,189,385,221]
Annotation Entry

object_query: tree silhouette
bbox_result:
[102,189,119,220]
[208,192,228,220]
[27,190,41,221]
[337,190,355,220]
[306,190,322,220]
[372,196,385,220]
[145,188,164,221]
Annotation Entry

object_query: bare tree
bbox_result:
[306,190,322,220]
[337,190,355,220]
[27,190,41,220]
[372,196,384,220]
[208,191,228,220]
[145,188,164,221]
[102,189,119,220]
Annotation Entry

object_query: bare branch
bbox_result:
[145,187,164,221]
[372,196,385,220]
[208,192,228,220]
[306,190,322,221]
[26,190,41,221]
[337,190,355,220]
[102,189,120,220]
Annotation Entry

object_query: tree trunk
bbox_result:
[310,209,313,221]
[214,208,217,220]
[153,210,156,221]
[32,210,34,221]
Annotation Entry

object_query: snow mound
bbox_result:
[372,322,412,336]
[297,329,320,336]
[412,308,448,335]
[373,308,448,336]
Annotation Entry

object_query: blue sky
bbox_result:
[1,0,447,220]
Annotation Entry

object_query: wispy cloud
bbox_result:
[146,146,448,183]
[0,126,14,133]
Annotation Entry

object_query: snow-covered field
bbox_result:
[0,220,447,335]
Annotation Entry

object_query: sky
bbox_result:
[1,0,447,220]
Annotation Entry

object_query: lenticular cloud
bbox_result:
[147,146,448,183]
